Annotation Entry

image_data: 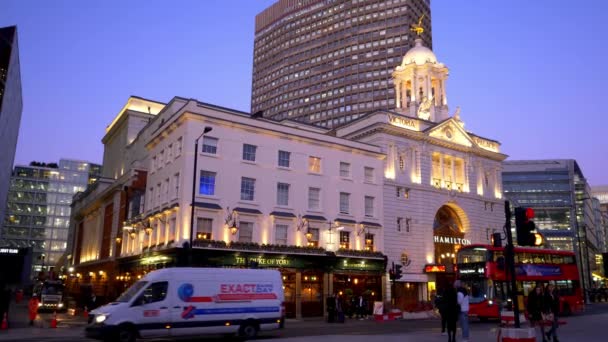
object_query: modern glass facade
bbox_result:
[0,26,23,229]
[503,159,599,299]
[1,159,101,276]
[251,0,432,127]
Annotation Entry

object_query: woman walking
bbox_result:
[527,285,546,341]
[544,284,560,342]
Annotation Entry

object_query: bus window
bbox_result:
[563,255,575,264]
[555,280,575,296]
[457,248,487,264]
[552,255,564,264]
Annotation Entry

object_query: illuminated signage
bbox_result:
[424,264,446,273]
[388,115,419,130]
[0,248,18,254]
[458,267,485,275]
[235,256,290,267]
[434,236,471,245]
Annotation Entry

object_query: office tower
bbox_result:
[0,26,23,228]
[252,0,432,127]
[1,159,101,276]
[503,160,600,297]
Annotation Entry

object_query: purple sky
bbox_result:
[2,0,607,185]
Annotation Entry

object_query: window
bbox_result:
[167,144,173,161]
[238,222,253,242]
[173,173,180,199]
[151,156,156,172]
[202,137,218,154]
[241,177,256,201]
[365,196,374,217]
[340,162,351,177]
[148,187,154,210]
[243,144,257,161]
[364,167,375,182]
[365,233,374,251]
[164,178,170,203]
[277,183,290,206]
[308,188,320,210]
[399,155,404,170]
[199,171,216,195]
[339,231,350,249]
[140,281,168,304]
[309,156,321,173]
[196,218,212,240]
[156,183,161,207]
[278,151,291,167]
[275,224,288,245]
[339,192,350,214]
[307,227,320,247]
[159,150,164,167]
[397,217,403,232]
[176,137,183,157]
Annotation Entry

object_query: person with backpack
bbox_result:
[455,280,470,342]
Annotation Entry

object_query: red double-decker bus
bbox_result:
[456,244,584,320]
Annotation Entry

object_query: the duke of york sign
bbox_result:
[434,236,472,245]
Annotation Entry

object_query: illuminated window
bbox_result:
[196,218,212,240]
[199,171,216,196]
[309,156,321,173]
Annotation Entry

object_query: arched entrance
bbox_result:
[432,204,470,292]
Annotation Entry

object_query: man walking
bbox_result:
[455,280,469,342]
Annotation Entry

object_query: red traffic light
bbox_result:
[525,208,534,220]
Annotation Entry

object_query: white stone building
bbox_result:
[335,38,507,309]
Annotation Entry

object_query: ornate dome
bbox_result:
[401,38,437,66]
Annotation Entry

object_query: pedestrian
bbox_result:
[526,284,546,341]
[28,294,40,326]
[544,284,560,342]
[455,280,469,342]
[356,295,367,319]
[435,289,448,335]
[444,284,459,342]
[326,294,336,323]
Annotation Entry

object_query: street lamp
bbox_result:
[189,126,213,264]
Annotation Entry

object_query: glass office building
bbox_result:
[252,0,432,127]
[503,159,599,297]
[1,159,101,276]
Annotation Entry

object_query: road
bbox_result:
[1,302,607,341]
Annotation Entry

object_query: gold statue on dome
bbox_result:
[410,14,425,36]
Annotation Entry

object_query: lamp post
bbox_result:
[189,126,213,265]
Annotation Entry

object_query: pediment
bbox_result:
[426,119,473,147]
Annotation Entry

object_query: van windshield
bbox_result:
[115,281,148,302]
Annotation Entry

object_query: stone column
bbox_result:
[395,81,401,108]
[439,154,444,186]
[402,80,409,108]
[296,271,302,319]
[451,158,456,185]
[441,79,448,105]
[411,75,417,102]
[426,75,432,100]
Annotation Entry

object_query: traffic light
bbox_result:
[394,264,403,280]
[389,262,396,280]
[515,207,536,246]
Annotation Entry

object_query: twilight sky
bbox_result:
[2,0,607,185]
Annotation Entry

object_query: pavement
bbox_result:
[1,301,607,341]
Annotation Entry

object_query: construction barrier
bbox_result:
[50,311,57,329]
[1,312,8,330]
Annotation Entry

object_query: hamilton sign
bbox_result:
[434,236,471,245]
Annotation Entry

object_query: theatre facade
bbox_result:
[335,38,507,311]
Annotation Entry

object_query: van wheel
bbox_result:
[239,322,258,339]
[116,325,137,342]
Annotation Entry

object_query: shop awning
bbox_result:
[359,221,382,228]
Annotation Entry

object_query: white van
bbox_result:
[85,268,285,342]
